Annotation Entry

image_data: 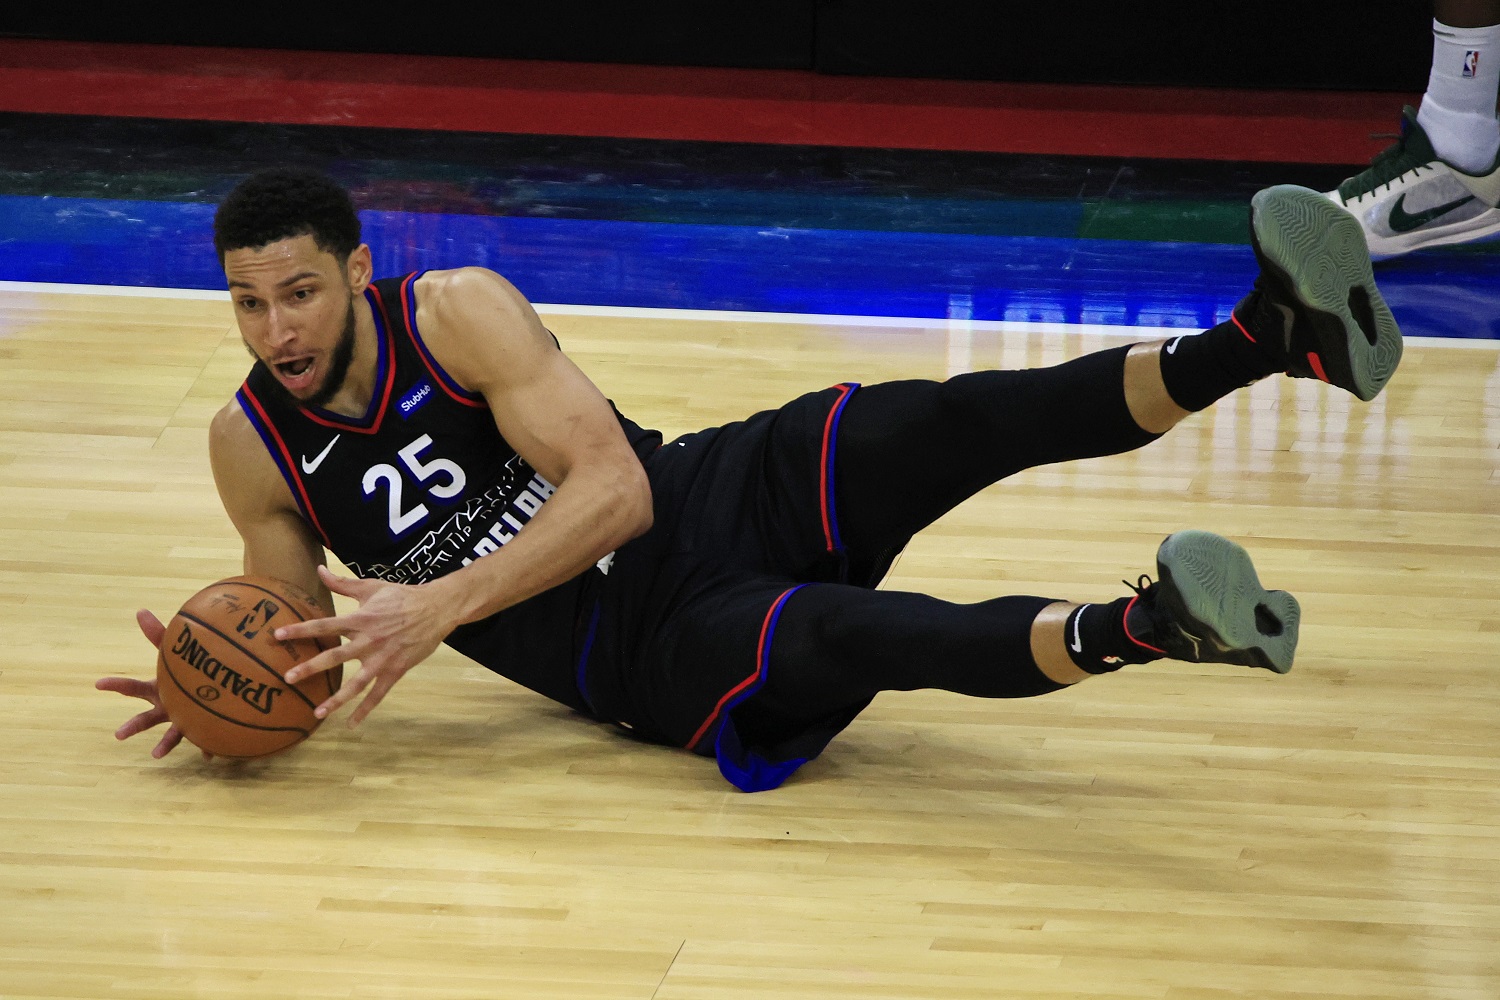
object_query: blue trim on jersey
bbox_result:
[823,383,859,553]
[403,270,485,403]
[288,288,395,431]
[714,583,811,793]
[574,598,601,715]
[235,386,319,533]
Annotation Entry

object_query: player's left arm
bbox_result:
[279,267,653,725]
[422,267,655,623]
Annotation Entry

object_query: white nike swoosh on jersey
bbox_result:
[301,434,341,474]
[1070,604,1090,653]
[1166,336,1185,354]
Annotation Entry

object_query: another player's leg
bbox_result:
[1325,0,1500,256]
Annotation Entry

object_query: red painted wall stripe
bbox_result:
[0,39,1415,164]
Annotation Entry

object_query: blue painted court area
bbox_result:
[1,193,1496,340]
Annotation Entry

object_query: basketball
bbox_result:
[155,576,343,759]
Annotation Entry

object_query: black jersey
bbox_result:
[235,271,661,710]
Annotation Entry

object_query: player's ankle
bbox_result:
[1416,99,1500,173]
[1062,595,1163,675]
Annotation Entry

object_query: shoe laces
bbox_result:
[1337,111,1438,202]
[1120,575,1170,654]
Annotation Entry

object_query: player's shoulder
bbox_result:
[414,266,531,320]
[412,266,551,374]
[208,395,298,513]
[209,395,272,461]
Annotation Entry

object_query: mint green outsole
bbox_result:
[1250,184,1403,401]
[1156,530,1301,674]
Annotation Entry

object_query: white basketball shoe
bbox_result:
[1325,107,1500,259]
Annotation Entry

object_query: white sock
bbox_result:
[1417,18,1500,173]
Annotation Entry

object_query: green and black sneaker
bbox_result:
[1241,184,1403,402]
[1123,531,1301,675]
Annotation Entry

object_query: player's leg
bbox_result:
[1326,0,1500,256]
[833,186,1402,585]
[743,530,1299,745]
[830,343,1176,584]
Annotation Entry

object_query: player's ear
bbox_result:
[344,244,373,293]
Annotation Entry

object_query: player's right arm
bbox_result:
[206,400,333,613]
[96,399,333,758]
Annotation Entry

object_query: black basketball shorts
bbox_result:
[573,382,867,790]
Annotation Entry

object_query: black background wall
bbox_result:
[817,1,1432,91]
[0,2,1432,91]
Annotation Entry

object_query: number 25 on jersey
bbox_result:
[362,434,467,536]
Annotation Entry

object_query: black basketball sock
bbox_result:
[1062,596,1165,674]
[1157,293,1291,412]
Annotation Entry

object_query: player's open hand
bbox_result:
[276,565,451,727]
[94,609,210,760]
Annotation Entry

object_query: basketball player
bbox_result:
[99,169,1403,790]
[1327,0,1500,256]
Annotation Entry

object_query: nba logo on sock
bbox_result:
[1463,50,1480,77]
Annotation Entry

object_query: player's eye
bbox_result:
[238,297,259,310]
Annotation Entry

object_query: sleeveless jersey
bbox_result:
[236,270,661,598]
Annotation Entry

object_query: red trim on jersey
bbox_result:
[238,383,332,547]
[368,279,394,330]
[818,383,856,552]
[399,272,487,409]
[685,587,800,751]
[296,288,399,435]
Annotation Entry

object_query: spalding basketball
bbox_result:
[156,576,342,759]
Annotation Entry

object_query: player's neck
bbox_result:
[311,295,381,418]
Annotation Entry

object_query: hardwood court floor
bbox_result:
[1,286,1497,999]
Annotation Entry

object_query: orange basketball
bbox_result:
[156,576,342,759]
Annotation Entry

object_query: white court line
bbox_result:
[1,278,1495,350]
[0,280,230,301]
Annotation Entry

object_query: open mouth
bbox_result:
[274,356,318,392]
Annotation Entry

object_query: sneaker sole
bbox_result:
[1250,184,1403,401]
[1155,530,1300,674]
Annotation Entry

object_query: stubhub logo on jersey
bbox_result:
[398,379,434,418]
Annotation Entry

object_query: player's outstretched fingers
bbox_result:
[94,678,167,737]
[348,673,400,728]
[282,641,353,686]
[313,659,377,721]
[317,563,376,600]
[151,726,186,759]
[136,608,166,647]
[273,612,349,648]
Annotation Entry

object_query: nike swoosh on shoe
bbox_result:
[1388,192,1477,232]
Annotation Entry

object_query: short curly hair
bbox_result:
[213,168,362,265]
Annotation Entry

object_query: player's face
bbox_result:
[224,235,370,407]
